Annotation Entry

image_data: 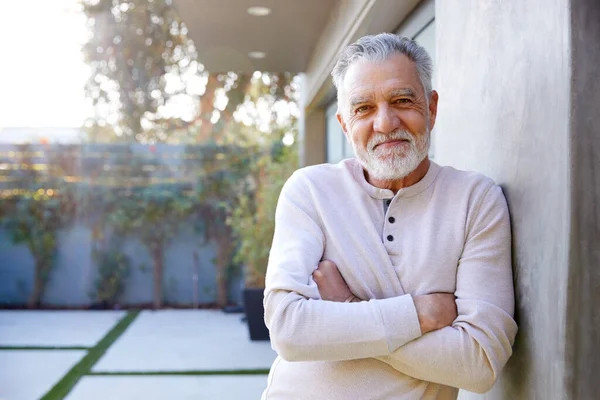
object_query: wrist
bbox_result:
[413,295,433,334]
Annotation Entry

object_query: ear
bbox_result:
[336,112,349,139]
[428,90,439,132]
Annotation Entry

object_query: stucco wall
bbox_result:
[565,0,600,398]
[435,0,598,399]
[0,224,242,307]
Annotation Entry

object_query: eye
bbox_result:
[355,105,370,113]
[393,98,411,104]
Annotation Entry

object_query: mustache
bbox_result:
[368,130,414,151]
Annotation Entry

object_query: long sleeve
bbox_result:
[264,171,422,362]
[374,185,518,393]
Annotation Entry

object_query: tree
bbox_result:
[106,185,196,308]
[81,0,192,142]
[192,143,258,306]
[0,144,77,307]
[81,0,296,145]
[228,143,298,289]
[81,0,299,307]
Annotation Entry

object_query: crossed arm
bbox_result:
[264,174,518,393]
[313,260,457,335]
[313,261,515,393]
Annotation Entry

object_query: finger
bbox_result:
[319,260,337,270]
[313,270,324,280]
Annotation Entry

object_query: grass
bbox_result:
[40,310,140,400]
[0,346,90,350]
[11,309,270,398]
[88,369,271,376]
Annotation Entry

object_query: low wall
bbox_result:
[0,223,243,307]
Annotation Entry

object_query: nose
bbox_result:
[373,104,399,134]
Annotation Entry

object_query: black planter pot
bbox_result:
[243,288,270,341]
[89,301,111,310]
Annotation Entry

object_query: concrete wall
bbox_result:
[565,0,600,398]
[435,0,599,399]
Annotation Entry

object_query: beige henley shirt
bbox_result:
[262,159,517,400]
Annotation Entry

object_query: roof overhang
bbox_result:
[171,0,337,73]
[173,0,423,108]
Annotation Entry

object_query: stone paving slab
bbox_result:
[93,310,277,372]
[0,310,126,347]
[65,375,268,400]
[0,350,86,400]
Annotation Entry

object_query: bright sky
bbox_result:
[0,1,297,145]
[0,0,92,128]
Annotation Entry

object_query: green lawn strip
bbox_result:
[88,369,270,376]
[0,346,90,351]
[40,310,140,400]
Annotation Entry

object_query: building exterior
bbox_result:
[174,0,599,398]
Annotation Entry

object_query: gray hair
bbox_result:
[332,33,433,105]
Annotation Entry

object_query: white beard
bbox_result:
[351,128,430,180]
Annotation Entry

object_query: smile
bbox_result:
[373,139,410,150]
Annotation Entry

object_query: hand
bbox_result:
[413,293,457,334]
[313,260,358,302]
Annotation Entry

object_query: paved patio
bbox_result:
[0,310,277,400]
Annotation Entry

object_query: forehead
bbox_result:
[342,54,421,99]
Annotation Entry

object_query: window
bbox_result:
[325,101,353,163]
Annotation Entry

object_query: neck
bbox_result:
[365,157,431,193]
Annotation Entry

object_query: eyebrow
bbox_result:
[388,88,416,98]
[348,95,374,108]
[348,88,417,108]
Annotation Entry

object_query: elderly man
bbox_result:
[261,33,517,400]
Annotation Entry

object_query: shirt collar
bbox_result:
[351,158,441,200]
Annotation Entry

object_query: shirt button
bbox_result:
[388,217,395,223]
[387,235,394,242]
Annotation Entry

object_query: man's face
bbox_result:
[337,54,438,180]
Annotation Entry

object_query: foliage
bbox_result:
[0,144,78,307]
[81,0,197,142]
[1,187,76,307]
[103,184,198,308]
[80,0,297,145]
[80,0,300,306]
[228,144,298,288]
[92,246,132,307]
[0,0,305,310]
[189,144,259,305]
[107,186,195,238]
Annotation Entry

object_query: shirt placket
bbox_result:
[383,198,400,255]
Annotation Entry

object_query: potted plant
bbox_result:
[228,144,297,340]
